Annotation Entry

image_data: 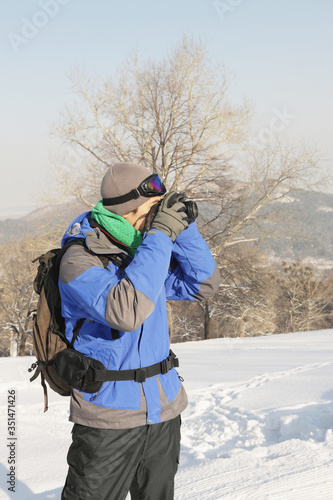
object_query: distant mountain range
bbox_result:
[0,205,37,220]
[0,202,81,245]
[255,190,333,269]
[1,191,332,268]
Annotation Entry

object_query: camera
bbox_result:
[144,193,198,232]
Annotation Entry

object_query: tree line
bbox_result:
[1,35,332,356]
[0,232,332,356]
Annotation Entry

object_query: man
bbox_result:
[60,162,220,500]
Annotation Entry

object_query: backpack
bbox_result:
[29,237,181,412]
[28,239,113,412]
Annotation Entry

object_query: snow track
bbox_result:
[174,337,333,499]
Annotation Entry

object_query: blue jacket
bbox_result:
[59,212,219,426]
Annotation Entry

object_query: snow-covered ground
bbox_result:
[1,330,333,499]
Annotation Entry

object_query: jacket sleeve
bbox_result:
[164,222,220,301]
[59,231,174,332]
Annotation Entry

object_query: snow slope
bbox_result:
[1,330,333,499]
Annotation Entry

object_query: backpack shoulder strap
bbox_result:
[57,238,86,264]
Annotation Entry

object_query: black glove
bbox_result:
[150,191,189,242]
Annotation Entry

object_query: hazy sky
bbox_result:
[1,0,332,214]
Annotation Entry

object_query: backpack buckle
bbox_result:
[161,355,173,375]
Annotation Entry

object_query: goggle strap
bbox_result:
[103,189,139,206]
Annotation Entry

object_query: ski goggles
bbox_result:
[103,173,166,206]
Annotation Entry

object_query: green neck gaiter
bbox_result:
[91,200,142,257]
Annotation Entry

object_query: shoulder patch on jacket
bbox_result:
[59,245,104,284]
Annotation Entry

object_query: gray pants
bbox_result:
[61,416,181,500]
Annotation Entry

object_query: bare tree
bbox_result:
[49,35,327,341]
[204,139,324,254]
[274,261,333,333]
[195,138,324,338]
[0,232,61,356]
[208,245,277,337]
[0,238,36,355]
[171,302,204,343]
[51,35,252,206]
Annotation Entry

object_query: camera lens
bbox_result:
[183,201,198,222]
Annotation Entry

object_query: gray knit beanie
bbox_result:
[101,162,152,215]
